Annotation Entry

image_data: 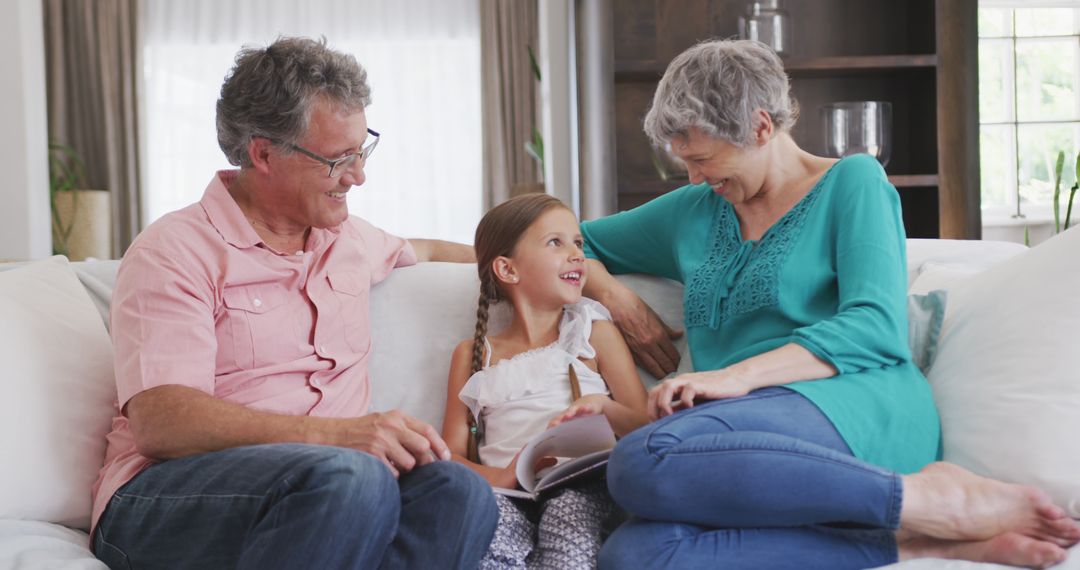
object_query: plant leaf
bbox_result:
[1066,184,1078,231]
[528,45,541,82]
[1053,151,1064,234]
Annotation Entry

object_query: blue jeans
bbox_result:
[93,443,498,569]
[599,387,902,570]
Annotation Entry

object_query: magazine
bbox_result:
[494,414,617,501]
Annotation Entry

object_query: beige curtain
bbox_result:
[480,0,542,209]
[44,0,142,258]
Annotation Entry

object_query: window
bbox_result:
[142,0,482,243]
[978,2,1080,223]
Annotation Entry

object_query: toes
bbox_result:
[1035,502,1067,521]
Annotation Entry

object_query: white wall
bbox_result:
[0,0,51,260]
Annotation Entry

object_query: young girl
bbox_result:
[442,194,650,569]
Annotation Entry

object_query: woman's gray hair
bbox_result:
[216,36,372,167]
[643,39,798,148]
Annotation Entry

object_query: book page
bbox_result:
[515,414,616,493]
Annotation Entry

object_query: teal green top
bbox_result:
[582,154,940,474]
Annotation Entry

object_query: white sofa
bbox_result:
[2,235,1079,569]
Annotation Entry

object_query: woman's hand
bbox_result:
[648,369,755,420]
[605,289,684,379]
[548,394,611,428]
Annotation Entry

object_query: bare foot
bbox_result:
[901,462,1080,542]
[899,531,1069,569]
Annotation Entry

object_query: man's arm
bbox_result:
[408,238,476,263]
[127,384,450,478]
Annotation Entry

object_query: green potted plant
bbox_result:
[511,45,545,198]
[1051,150,1078,234]
[49,143,111,260]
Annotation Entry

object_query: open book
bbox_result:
[495,414,617,501]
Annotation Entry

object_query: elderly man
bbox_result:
[90,37,497,568]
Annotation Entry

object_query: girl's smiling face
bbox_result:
[498,207,586,308]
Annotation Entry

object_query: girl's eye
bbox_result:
[548,238,561,246]
[574,239,584,248]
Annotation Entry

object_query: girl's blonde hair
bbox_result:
[470,193,570,374]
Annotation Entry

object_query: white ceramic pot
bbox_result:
[52,190,111,261]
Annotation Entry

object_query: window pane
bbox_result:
[978,7,1011,38]
[1015,8,1077,37]
[1016,39,1078,122]
[979,39,1013,123]
[1016,123,1080,211]
[980,125,1013,210]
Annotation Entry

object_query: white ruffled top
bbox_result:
[458,298,612,468]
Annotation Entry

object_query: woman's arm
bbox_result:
[549,320,651,436]
[580,186,701,378]
[789,161,912,373]
[648,343,836,419]
[441,340,519,488]
[583,259,683,379]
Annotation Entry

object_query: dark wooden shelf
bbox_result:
[889,174,939,187]
[615,54,937,81]
[785,54,937,76]
[618,174,938,199]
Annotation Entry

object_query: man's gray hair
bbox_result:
[216,36,372,167]
[643,39,798,148]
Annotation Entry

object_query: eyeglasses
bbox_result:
[272,128,380,178]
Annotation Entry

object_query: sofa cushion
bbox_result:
[928,228,1080,517]
[0,257,116,531]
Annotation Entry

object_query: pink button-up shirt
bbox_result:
[90,170,417,532]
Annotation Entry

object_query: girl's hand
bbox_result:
[548,394,611,428]
[493,450,523,489]
[648,370,754,420]
[492,448,556,490]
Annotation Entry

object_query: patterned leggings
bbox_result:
[479,481,618,570]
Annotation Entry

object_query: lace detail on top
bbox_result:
[685,165,836,329]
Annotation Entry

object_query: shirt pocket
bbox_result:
[327,269,371,354]
[221,284,291,370]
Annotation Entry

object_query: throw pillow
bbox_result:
[906,290,947,374]
[927,227,1080,517]
[905,263,980,374]
[0,257,116,530]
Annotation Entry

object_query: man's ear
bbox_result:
[247,137,275,174]
[751,109,774,146]
[493,257,518,285]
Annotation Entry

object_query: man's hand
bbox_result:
[608,292,684,379]
[339,410,451,478]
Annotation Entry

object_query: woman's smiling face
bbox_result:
[671,127,769,205]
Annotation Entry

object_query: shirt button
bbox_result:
[319,345,327,353]
[295,250,304,256]
[252,298,262,308]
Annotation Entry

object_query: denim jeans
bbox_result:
[598,387,903,570]
[93,443,498,569]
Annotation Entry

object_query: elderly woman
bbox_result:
[582,39,1079,569]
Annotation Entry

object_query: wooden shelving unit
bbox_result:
[611,0,980,238]
[617,54,938,81]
